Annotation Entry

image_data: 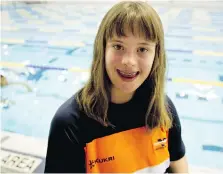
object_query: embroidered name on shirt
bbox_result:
[89,156,115,169]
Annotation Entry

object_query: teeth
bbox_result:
[119,70,137,77]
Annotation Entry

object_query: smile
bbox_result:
[117,69,140,79]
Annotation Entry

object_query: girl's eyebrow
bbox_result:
[138,42,156,46]
[108,39,124,44]
[109,39,156,46]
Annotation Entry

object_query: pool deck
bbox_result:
[1,131,46,173]
[1,130,223,173]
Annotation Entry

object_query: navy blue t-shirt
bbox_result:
[44,93,185,173]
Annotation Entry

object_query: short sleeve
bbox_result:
[44,96,86,173]
[166,96,186,161]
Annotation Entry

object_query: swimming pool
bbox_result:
[1,1,223,169]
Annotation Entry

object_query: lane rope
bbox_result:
[1,61,223,87]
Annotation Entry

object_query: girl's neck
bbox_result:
[111,87,135,104]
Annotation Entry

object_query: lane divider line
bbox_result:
[1,61,223,87]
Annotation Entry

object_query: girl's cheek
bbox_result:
[107,51,121,64]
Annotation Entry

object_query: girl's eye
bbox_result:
[138,47,148,53]
[113,45,123,50]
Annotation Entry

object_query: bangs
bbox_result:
[105,5,160,43]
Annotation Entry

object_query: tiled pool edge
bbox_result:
[1,131,47,173]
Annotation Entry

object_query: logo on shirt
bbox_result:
[89,156,115,169]
[154,138,167,150]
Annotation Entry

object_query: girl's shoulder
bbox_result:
[51,93,83,129]
[166,95,179,121]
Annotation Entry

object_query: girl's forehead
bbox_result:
[107,23,157,43]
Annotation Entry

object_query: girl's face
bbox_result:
[105,32,156,103]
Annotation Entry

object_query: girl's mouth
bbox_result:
[117,69,140,80]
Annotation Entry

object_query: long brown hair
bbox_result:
[76,1,172,130]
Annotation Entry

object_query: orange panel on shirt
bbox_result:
[85,126,170,173]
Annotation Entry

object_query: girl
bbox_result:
[44,1,188,173]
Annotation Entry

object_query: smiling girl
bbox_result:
[44,1,188,173]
